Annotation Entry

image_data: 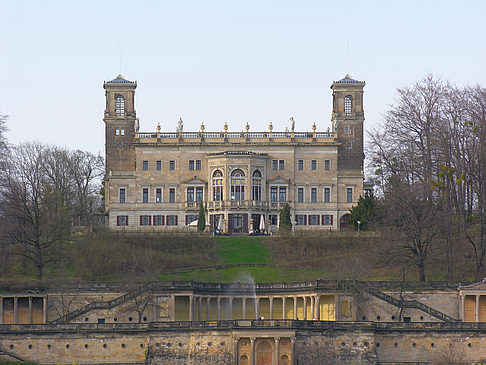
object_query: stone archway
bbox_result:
[340,213,352,231]
[256,340,273,365]
[280,354,290,365]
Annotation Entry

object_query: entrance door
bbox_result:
[256,341,273,365]
[251,214,260,232]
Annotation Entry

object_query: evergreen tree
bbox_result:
[279,203,292,232]
[347,193,380,231]
[197,202,206,233]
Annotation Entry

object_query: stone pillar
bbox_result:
[316,295,320,320]
[311,296,315,319]
[293,297,297,320]
[189,295,194,321]
[217,297,221,321]
[274,337,280,364]
[43,297,47,324]
[206,297,210,321]
[229,297,233,320]
[460,295,464,321]
[269,297,273,319]
[290,337,295,364]
[282,297,286,320]
[242,297,246,320]
[28,296,33,324]
[250,337,255,365]
[198,297,202,321]
[303,297,307,320]
[256,297,260,319]
[476,295,480,323]
[13,297,18,324]
[0,297,3,325]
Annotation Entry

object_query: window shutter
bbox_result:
[186,215,189,225]
[149,216,152,225]
[140,216,143,226]
[317,215,320,225]
[304,215,307,225]
[331,215,333,225]
[175,216,178,225]
[308,215,312,225]
[243,214,248,233]
[210,215,214,232]
[321,215,325,225]
[228,214,233,233]
[153,215,156,225]
[162,216,165,225]
[117,216,120,226]
[126,216,128,226]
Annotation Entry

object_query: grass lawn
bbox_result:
[216,236,273,264]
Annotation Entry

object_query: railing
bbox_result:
[135,131,337,140]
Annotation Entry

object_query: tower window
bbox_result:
[169,161,175,170]
[156,161,162,170]
[298,188,304,202]
[115,95,125,116]
[311,160,317,170]
[324,160,330,170]
[142,160,148,170]
[119,188,126,203]
[347,187,353,203]
[298,160,304,170]
[120,127,125,136]
[344,95,352,115]
[311,188,317,202]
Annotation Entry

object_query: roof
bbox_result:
[333,74,365,84]
[459,279,486,291]
[105,74,136,84]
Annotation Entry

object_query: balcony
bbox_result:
[206,200,291,211]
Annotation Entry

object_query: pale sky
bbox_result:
[1,1,485,155]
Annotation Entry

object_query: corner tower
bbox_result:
[331,75,365,171]
[103,74,137,173]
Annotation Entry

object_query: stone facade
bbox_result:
[103,74,366,232]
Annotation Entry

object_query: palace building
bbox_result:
[103,74,365,232]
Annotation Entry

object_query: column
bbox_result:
[274,337,280,364]
[316,295,320,320]
[250,337,255,365]
[217,297,221,321]
[476,295,480,323]
[206,297,210,321]
[311,296,314,319]
[43,297,47,324]
[28,296,33,324]
[459,295,464,321]
[269,297,273,319]
[229,297,233,320]
[14,297,18,324]
[303,297,307,320]
[256,297,260,319]
[242,297,246,320]
[198,297,202,321]
[290,337,295,364]
[0,297,3,325]
[282,297,286,320]
[293,297,297,320]
[189,295,194,321]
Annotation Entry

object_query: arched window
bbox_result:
[115,95,125,116]
[212,170,223,201]
[252,170,262,201]
[344,95,352,115]
[231,169,245,201]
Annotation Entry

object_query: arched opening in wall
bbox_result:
[256,341,273,365]
[212,170,223,201]
[115,95,125,116]
[280,354,290,365]
[252,170,262,201]
[231,169,245,201]
[340,214,352,231]
[344,95,352,115]
[239,354,249,365]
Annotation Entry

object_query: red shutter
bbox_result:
[153,215,156,226]
[140,216,143,225]
[304,215,307,225]
[317,215,320,225]
[331,215,333,225]
[126,216,128,226]
[117,216,120,226]
[175,216,178,225]
[149,216,152,225]
[243,214,248,233]
[228,214,234,233]
[162,216,165,225]
[321,215,325,225]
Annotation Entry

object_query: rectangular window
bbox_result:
[298,188,304,203]
[120,127,125,136]
[323,215,331,225]
[156,160,162,170]
[233,214,243,228]
[195,160,201,170]
[115,127,120,136]
[186,215,197,225]
[153,215,164,226]
[140,215,151,226]
[324,160,330,170]
[279,187,286,202]
[269,215,278,226]
[169,188,176,203]
[189,160,194,170]
[279,160,285,170]
[347,187,353,203]
[272,160,278,170]
[167,215,178,226]
[270,187,278,202]
[142,160,149,171]
[169,160,175,170]
[187,187,194,202]
[324,187,330,203]
[311,160,317,170]
[196,187,203,202]
[156,188,162,203]
[309,215,319,225]
[349,126,354,135]
[311,188,317,203]
[142,188,149,203]
[117,215,128,226]
[298,160,303,170]
[344,126,349,136]
[119,188,126,203]
[296,215,305,226]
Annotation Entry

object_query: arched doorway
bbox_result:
[280,354,290,365]
[239,354,249,365]
[340,213,352,231]
[256,341,273,365]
